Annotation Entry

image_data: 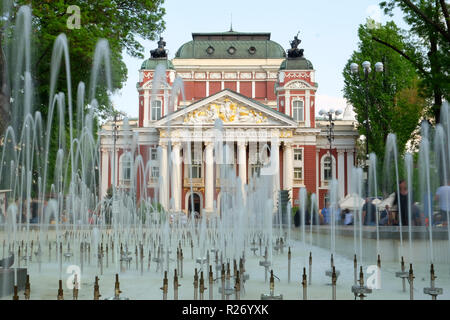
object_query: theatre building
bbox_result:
[99,30,358,215]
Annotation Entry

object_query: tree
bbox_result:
[343,21,426,160]
[375,0,450,124]
[0,1,165,193]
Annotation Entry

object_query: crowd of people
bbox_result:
[293,180,450,228]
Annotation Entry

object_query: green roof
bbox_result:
[140,58,175,70]
[174,31,286,59]
[280,58,314,70]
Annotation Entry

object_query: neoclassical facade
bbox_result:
[99,31,358,214]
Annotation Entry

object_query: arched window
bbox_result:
[151,100,162,120]
[292,100,304,122]
[321,154,336,183]
[120,153,132,183]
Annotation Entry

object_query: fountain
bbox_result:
[0,3,449,302]
[261,270,283,300]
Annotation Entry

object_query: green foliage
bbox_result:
[1,1,165,194]
[378,0,450,123]
[343,21,425,159]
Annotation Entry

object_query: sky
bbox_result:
[111,0,407,119]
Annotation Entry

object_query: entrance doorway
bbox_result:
[188,193,201,219]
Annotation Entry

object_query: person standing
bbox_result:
[393,180,413,226]
[321,202,330,225]
[362,197,376,226]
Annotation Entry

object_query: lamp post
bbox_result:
[318,109,342,181]
[349,61,383,190]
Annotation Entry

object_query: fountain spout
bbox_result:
[24,274,30,300]
[302,267,307,300]
[13,285,19,300]
[193,268,199,300]
[93,276,101,300]
[287,247,291,283]
[57,280,64,300]
[395,256,408,292]
[351,266,372,300]
[234,270,240,300]
[423,263,443,300]
[199,271,206,300]
[261,270,283,300]
[161,271,168,300]
[174,269,180,300]
[408,264,414,300]
[331,267,337,300]
[209,265,214,300]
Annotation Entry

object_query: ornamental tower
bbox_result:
[137,37,177,127]
[276,33,318,128]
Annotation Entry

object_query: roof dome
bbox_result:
[279,57,314,70]
[140,58,175,70]
[174,31,286,59]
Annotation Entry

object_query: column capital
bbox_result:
[171,141,182,149]
[204,141,214,149]
[237,140,247,148]
[283,141,293,150]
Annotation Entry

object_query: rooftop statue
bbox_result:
[150,36,168,58]
[287,32,304,58]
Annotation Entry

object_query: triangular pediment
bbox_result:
[153,89,298,128]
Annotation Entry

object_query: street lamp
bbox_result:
[318,109,342,181]
[349,60,383,191]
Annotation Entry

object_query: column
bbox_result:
[283,142,293,202]
[271,138,281,211]
[143,91,149,126]
[347,150,354,194]
[305,91,311,127]
[101,149,109,199]
[285,92,291,117]
[159,141,169,210]
[338,150,345,200]
[238,141,247,201]
[205,141,214,212]
[171,142,182,211]
[238,141,247,185]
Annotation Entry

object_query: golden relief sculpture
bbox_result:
[279,130,293,138]
[183,98,268,124]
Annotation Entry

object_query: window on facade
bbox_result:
[294,167,303,180]
[151,100,162,121]
[294,148,303,161]
[151,166,159,178]
[323,156,332,181]
[190,164,202,179]
[292,100,304,122]
[121,155,132,182]
[190,148,202,178]
[150,148,158,161]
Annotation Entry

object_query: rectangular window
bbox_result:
[150,148,158,161]
[151,166,159,178]
[294,148,303,161]
[122,159,131,182]
[294,167,303,179]
[292,100,304,122]
[190,164,202,178]
[151,100,162,121]
[324,156,332,181]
